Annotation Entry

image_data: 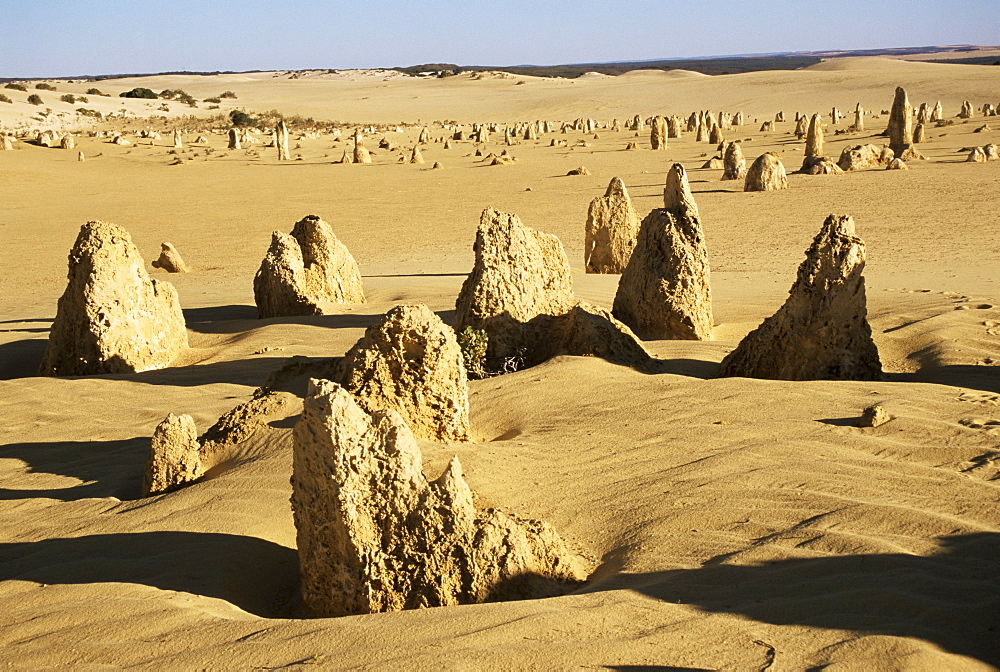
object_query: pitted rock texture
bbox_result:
[290,379,588,618]
[40,221,188,376]
[718,214,882,381]
[336,304,469,442]
[585,177,641,274]
[254,215,365,318]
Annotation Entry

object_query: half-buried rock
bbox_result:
[584,177,640,274]
[40,221,188,376]
[151,242,188,273]
[744,153,789,191]
[718,214,882,381]
[454,208,650,371]
[336,304,468,442]
[291,379,588,617]
[143,413,204,495]
[612,164,713,340]
[254,215,365,318]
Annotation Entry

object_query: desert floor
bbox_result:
[2,57,1000,669]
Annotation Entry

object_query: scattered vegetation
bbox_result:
[456,327,488,379]
[35,82,56,91]
[229,110,257,127]
[120,87,158,99]
[203,96,221,103]
[86,87,107,96]
[219,91,238,99]
[76,108,102,118]
[60,94,76,104]
[5,82,27,91]
[0,93,11,104]
[27,94,43,105]
[159,89,198,106]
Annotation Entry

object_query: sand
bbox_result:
[2,56,1000,669]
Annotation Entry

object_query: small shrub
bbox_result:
[76,108,102,118]
[78,95,88,103]
[219,90,237,99]
[27,94,43,105]
[120,87,157,99]
[229,109,256,127]
[203,96,221,103]
[35,82,56,91]
[60,94,76,104]
[5,82,27,91]
[456,326,489,379]
[86,87,105,96]
[158,103,170,112]
[0,93,11,104]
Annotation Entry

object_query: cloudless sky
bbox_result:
[1,0,997,78]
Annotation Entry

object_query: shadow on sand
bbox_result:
[0,437,149,501]
[0,531,300,618]
[584,532,1000,667]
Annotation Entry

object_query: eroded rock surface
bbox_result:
[337,304,468,442]
[718,214,882,381]
[291,380,588,617]
[254,215,365,318]
[142,413,203,496]
[455,208,650,371]
[744,153,789,191]
[40,221,188,376]
[585,177,641,274]
[613,164,712,340]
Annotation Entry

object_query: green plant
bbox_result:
[60,93,76,104]
[0,93,11,104]
[229,109,256,127]
[203,96,221,103]
[27,94,43,105]
[120,87,157,99]
[219,90,237,99]
[86,87,105,95]
[5,82,27,91]
[78,95,88,103]
[456,326,489,379]
[35,82,56,91]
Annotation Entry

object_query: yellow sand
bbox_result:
[2,57,1000,669]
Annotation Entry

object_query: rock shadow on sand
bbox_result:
[585,533,1000,667]
[0,437,149,501]
[0,531,299,618]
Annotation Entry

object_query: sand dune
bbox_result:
[2,57,1000,668]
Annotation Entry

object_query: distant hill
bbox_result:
[1,45,995,83]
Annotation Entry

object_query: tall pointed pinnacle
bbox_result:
[663,163,699,219]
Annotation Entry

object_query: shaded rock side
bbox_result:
[612,208,713,341]
[40,221,188,376]
[336,304,469,442]
[290,380,588,618]
[584,177,641,274]
[142,413,203,496]
[718,214,882,381]
[254,216,365,318]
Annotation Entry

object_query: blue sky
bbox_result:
[1,0,997,77]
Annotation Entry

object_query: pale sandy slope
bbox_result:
[1,58,1000,669]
